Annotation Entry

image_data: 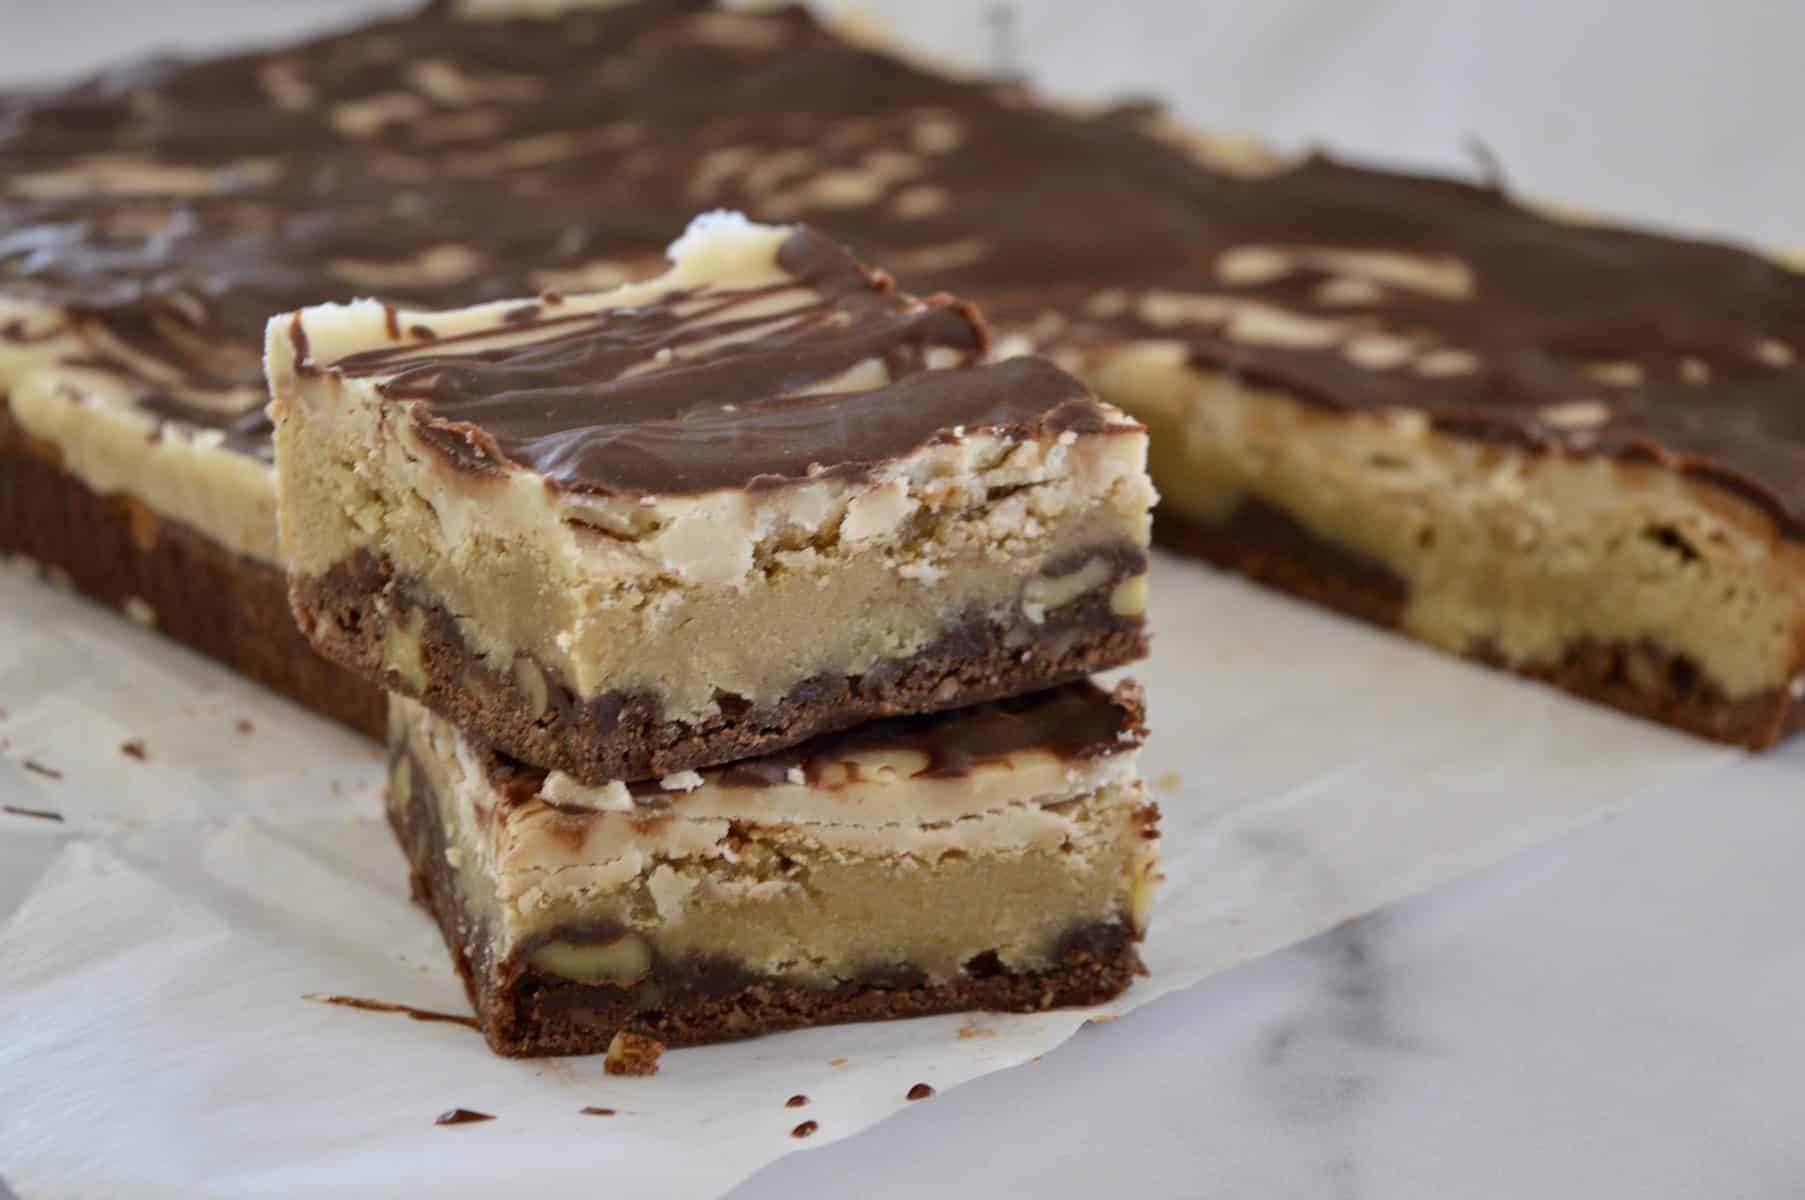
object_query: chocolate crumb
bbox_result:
[906,1083,935,1101]
[21,759,62,781]
[121,739,148,761]
[3,804,64,822]
[435,1108,494,1126]
[791,1120,819,1139]
[785,1094,809,1108]
[603,1031,664,1077]
[234,719,254,735]
[579,1106,616,1117]
[827,1057,848,1067]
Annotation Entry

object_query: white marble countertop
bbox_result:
[737,737,1805,1198]
[4,4,1802,1197]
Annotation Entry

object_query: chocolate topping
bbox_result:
[4,2,1801,530]
[323,227,1097,495]
[644,677,1145,798]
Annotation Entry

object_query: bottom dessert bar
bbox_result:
[386,685,1160,1057]
[0,401,384,738]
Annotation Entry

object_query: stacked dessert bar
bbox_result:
[266,213,1162,1054]
[4,1,1799,749]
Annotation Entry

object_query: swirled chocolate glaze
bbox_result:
[316,225,1103,495]
[3,1,1802,531]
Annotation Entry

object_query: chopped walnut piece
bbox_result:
[603,1031,665,1077]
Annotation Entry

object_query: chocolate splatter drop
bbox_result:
[436,1108,494,1126]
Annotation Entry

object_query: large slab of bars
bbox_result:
[4,1,1800,746]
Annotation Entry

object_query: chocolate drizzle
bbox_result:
[2,803,64,821]
[306,992,480,1030]
[322,228,1097,495]
[473,675,1142,805]
[2,2,1801,529]
[649,677,1144,799]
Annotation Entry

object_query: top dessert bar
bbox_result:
[5,0,1802,743]
[268,213,1153,784]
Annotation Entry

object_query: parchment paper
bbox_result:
[0,550,1737,1198]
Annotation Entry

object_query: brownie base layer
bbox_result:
[1155,501,1803,749]
[390,748,1145,1057]
[0,403,385,739]
[299,547,1150,784]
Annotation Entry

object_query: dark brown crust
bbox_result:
[296,547,1149,784]
[1154,495,1408,630]
[0,400,384,738]
[1155,501,1804,749]
[390,748,1144,1058]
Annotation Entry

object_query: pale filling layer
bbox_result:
[1089,341,1805,699]
[392,697,1158,987]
